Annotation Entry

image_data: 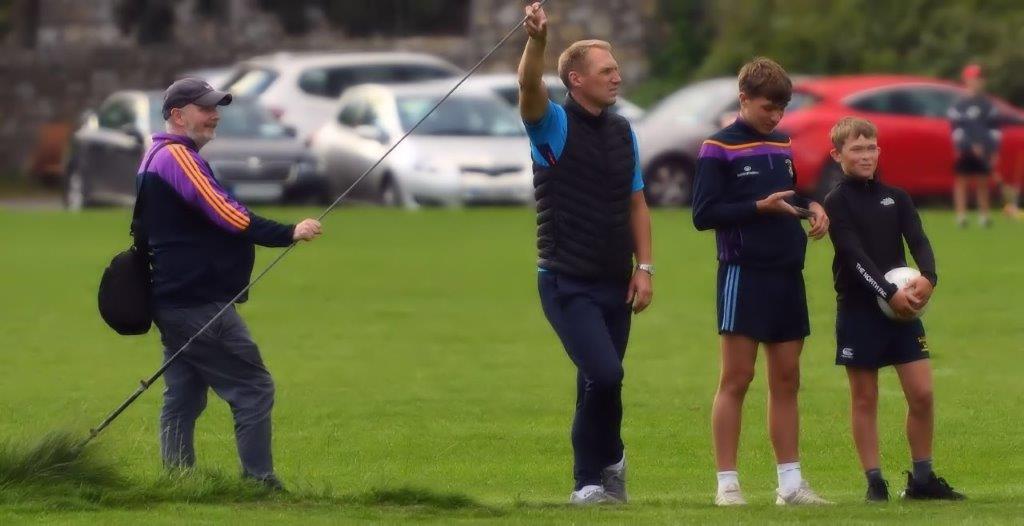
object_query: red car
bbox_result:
[778,75,1024,198]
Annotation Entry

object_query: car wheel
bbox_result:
[64,166,89,211]
[816,161,844,201]
[644,157,693,207]
[378,175,402,207]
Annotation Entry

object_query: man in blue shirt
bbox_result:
[519,2,654,505]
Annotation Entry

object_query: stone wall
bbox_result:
[0,0,656,176]
[469,0,657,83]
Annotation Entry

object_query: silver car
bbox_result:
[64,91,323,209]
[309,81,533,207]
[220,52,462,142]
[634,77,740,207]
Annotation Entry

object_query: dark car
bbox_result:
[64,91,326,210]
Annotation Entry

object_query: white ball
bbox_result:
[877,266,926,320]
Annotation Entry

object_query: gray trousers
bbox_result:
[153,303,276,479]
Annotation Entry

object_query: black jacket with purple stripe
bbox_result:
[692,119,810,270]
[137,134,295,308]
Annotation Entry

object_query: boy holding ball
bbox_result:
[823,116,965,502]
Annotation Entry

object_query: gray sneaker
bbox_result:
[569,485,614,505]
[775,480,833,505]
[601,454,627,503]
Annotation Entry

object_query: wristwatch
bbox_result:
[637,263,655,277]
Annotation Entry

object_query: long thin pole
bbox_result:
[82,0,549,448]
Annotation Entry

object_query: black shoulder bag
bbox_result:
[97,142,169,335]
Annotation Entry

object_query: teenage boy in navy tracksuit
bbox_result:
[692,57,831,506]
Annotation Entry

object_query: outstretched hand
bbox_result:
[293,218,322,242]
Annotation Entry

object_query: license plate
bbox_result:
[233,183,283,201]
[464,187,520,200]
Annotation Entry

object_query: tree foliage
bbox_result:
[652,0,1024,104]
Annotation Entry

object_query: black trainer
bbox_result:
[901,471,966,500]
[866,477,889,502]
[245,473,287,493]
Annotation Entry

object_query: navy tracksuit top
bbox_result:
[692,119,810,270]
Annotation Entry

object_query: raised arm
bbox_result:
[518,2,550,123]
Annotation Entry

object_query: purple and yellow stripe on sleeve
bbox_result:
[698,139,792,162]
[165,144,251,231]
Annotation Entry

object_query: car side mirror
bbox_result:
[120,123,144,147]
[354,124,388,144]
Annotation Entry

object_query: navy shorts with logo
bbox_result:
[717,264,810,343]
[835,302,929,369]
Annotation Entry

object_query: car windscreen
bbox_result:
[784,91,820,112]
[648,81,738,125]
[299,64,457,98]
[397,95,526,137]
[149,95,290,139]
[223,67,278,98]
[218,102,291,139]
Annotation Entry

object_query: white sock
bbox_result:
[777,462,802,493]
[717,470,739,492]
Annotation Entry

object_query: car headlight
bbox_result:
[288,160,317,181]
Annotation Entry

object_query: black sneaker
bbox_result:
[866,478,889,502]
[901,471,966,500]
[245,473,287,493]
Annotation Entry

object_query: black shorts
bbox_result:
[954,152,992,176]
[717,264,810,343]
[835,303,929,369]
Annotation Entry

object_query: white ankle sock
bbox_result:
[777,462,802,492]
[717,470,739,492]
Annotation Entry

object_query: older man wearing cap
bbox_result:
[135,78,323,489]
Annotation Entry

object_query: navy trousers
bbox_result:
[153,303,276,480]
[538,271,631,489]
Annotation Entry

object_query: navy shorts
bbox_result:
[835,303,929,369]
[717,264,810,343]
[954,151,992,176]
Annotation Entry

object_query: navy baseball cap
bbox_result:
[162,77,232,120]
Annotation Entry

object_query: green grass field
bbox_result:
[0,206,1021,524]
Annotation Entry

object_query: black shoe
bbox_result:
[245,473,287,493]
[866,478,889,502]
[901,471,966,500]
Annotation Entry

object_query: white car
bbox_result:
[220,52,462,141]
[470,73,646,123]
[309,81,533,207]
[182,66,234,89]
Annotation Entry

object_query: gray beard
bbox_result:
[186,129,215,149]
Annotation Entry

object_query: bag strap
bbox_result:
[131,140,172,250]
